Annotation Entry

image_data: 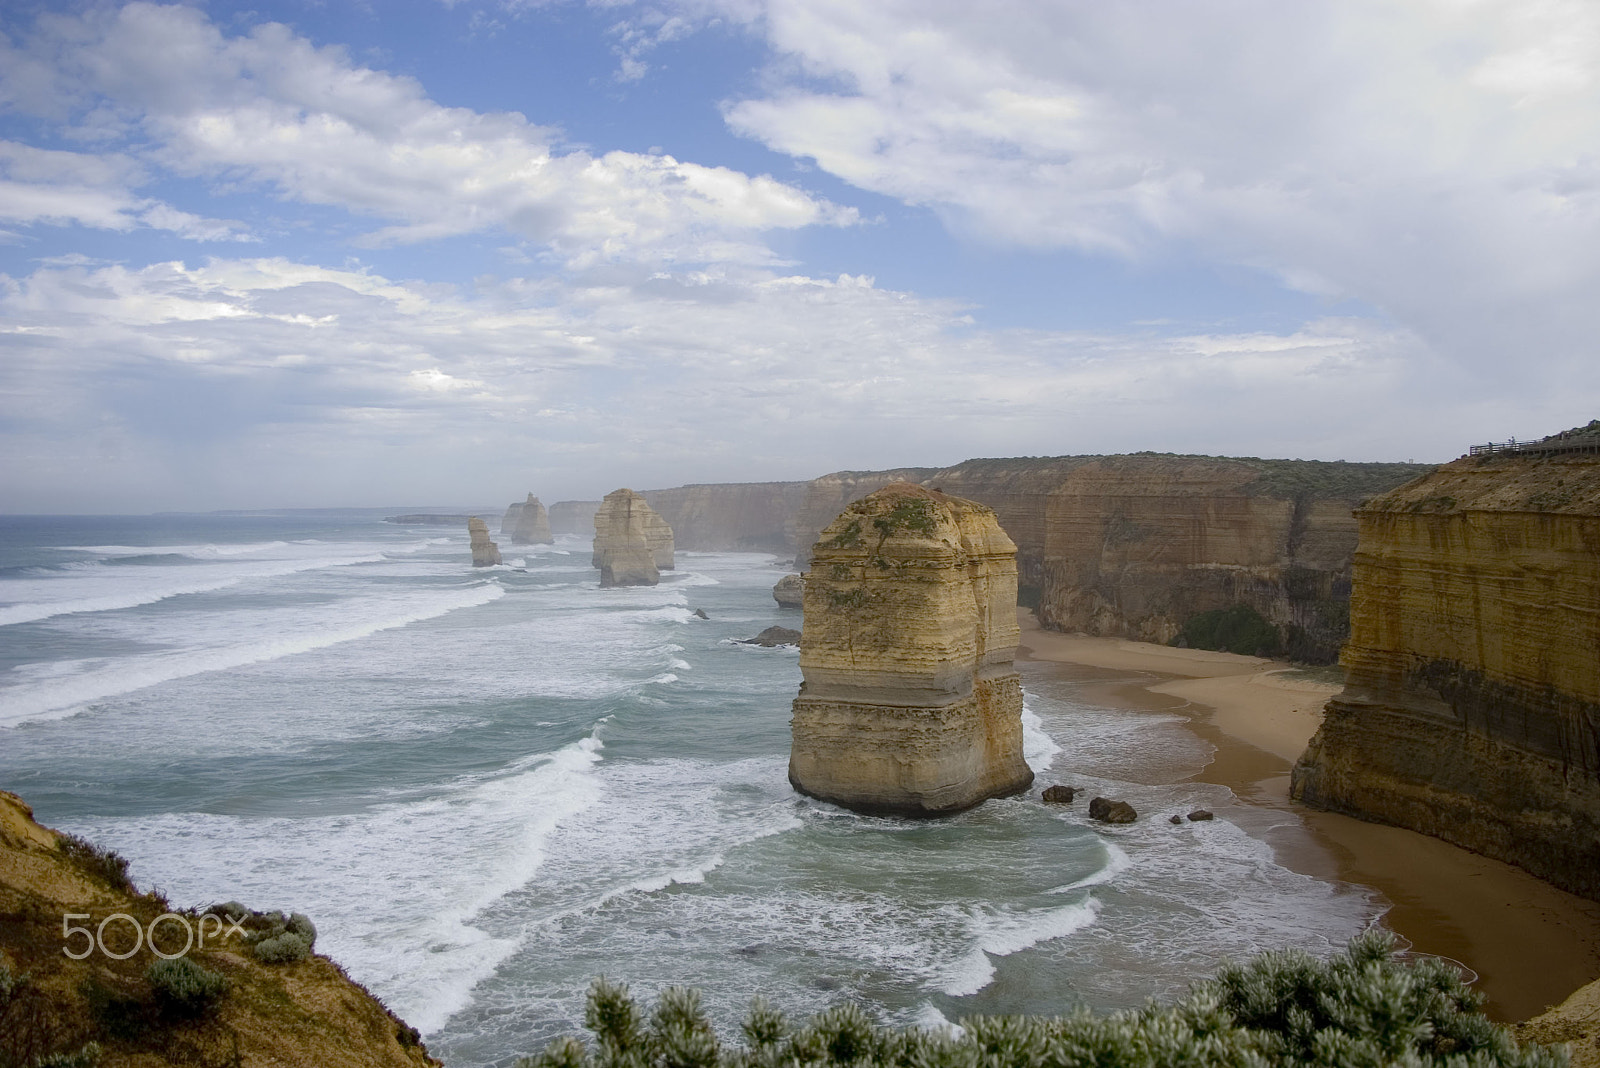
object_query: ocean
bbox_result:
[0,512,1378,1067]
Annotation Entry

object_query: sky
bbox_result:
[2,0,1597,511]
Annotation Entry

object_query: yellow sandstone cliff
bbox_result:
[0,791,437,1068]
[509,494,554,545]
[789,484,1034,814]
[1292,447,1600,900]
[467,517,501,567]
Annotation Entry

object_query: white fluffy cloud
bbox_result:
[3,254,1557,511]
[704,0,1600,373]
[1,3,854,264]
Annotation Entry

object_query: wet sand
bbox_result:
[1016,611,1600,1023]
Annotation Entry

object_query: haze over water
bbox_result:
[0,512,1377,1067]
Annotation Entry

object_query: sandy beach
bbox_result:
[1016,610,1600,1023]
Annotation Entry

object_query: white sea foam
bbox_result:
[1048,842,1132,893]
[0,582,505,727]
[1021,704,1061,773]
[72,729,606,1035]
[939,899,1103,996]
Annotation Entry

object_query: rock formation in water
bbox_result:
[550,500,601,538]
[789,484,1034,815]
[738,626,802,647]
[1292,437,1600,900]
[773,573,804,609]
[467,517,501,567]
[644,456,1431,663]
[510,494,554,545]
[0,791,437,1067]
[592,489,672,587]
[500,502,523,536]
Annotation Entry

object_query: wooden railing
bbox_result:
[1469,437,1600,458]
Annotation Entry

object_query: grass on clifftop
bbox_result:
[517,932,1562,1068]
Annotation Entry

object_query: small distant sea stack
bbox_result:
[510,494,554,545]
[592,489,674,587]
[773,573,804,609]
[499,501,523,536]
[468,517,502,567]
[788,483,1034,815]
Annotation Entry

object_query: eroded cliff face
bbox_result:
[1291,452,1600,899]
[648,456,1427,662]
[789,484,1033,815]
[0,791,437,1068]
[510,494,554,545]
[549,500,600,538]
[467,517,501,567]
[592,489,669,587]
[645,482,810,553]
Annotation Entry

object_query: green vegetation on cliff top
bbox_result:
[518,932,1560,1068]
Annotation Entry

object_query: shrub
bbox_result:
[1176,604,1282,657]
[146,958,228,1019]
[252,934,311,964]
[515,933,1563,1068]
[55,835,134,894]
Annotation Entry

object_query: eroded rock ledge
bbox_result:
[789,484,1034,815]
[1292,448,1600,900]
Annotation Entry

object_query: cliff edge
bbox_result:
[1292,444,1600,900]
[789,484,1034,814]
[0,791,436,1067]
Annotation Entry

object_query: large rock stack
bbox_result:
[1292,439,1600,900]
[510,494,554,545]
[592,489,674,587]
[788,483,1034,815]
[467,517,502,567]
[500,501,523,536]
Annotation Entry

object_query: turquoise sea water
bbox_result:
[0,513,1378,1067]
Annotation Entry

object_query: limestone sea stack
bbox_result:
[773,573,804,608]
[510,494,554,545]
[788,484,1034,815]
[1292,434,1600,900]
[468,516,502,567]
[500,501,523,536]
[592,488,673,587]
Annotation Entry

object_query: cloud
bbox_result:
[5,254,1585,511]
[1,3,855,265]
[700,0,1600,373]
[0,140,250,240]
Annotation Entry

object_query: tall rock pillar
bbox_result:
[511,494,555,545]
[789,483,1034,815]
[592,488,673,587]
[468,517,502,567]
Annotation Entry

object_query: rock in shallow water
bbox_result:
[1188,809,1215,821]
[739,626,801,647]
[1088,797,1138,823]
[1042,785,1078,803]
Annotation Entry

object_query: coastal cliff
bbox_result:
[0,791,436,1068]
[789,485,1034,814]
[510,494,554,545]
[549,500,600,539]
[648,456,1429,662]
[592,489,671,587]
[644,482,810,553]
[1291,444,1600,899]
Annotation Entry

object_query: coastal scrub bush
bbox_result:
[515,932,1564,1068]
[55,834,134,894]
[1176,604,1282,657]
[146,958,228,1019]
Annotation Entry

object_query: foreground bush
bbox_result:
[146,958,228,1019]
[517,932,1565,1068]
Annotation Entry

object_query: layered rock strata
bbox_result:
[1291,449,1600,900]
[647,456,1430,662]
[773,574,804,609]
[510,494,554,545]
[467,517,501,567]
[789,484,1034,815]
[592,489,672,587]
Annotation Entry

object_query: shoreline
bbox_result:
[1015,611,1600,1024]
